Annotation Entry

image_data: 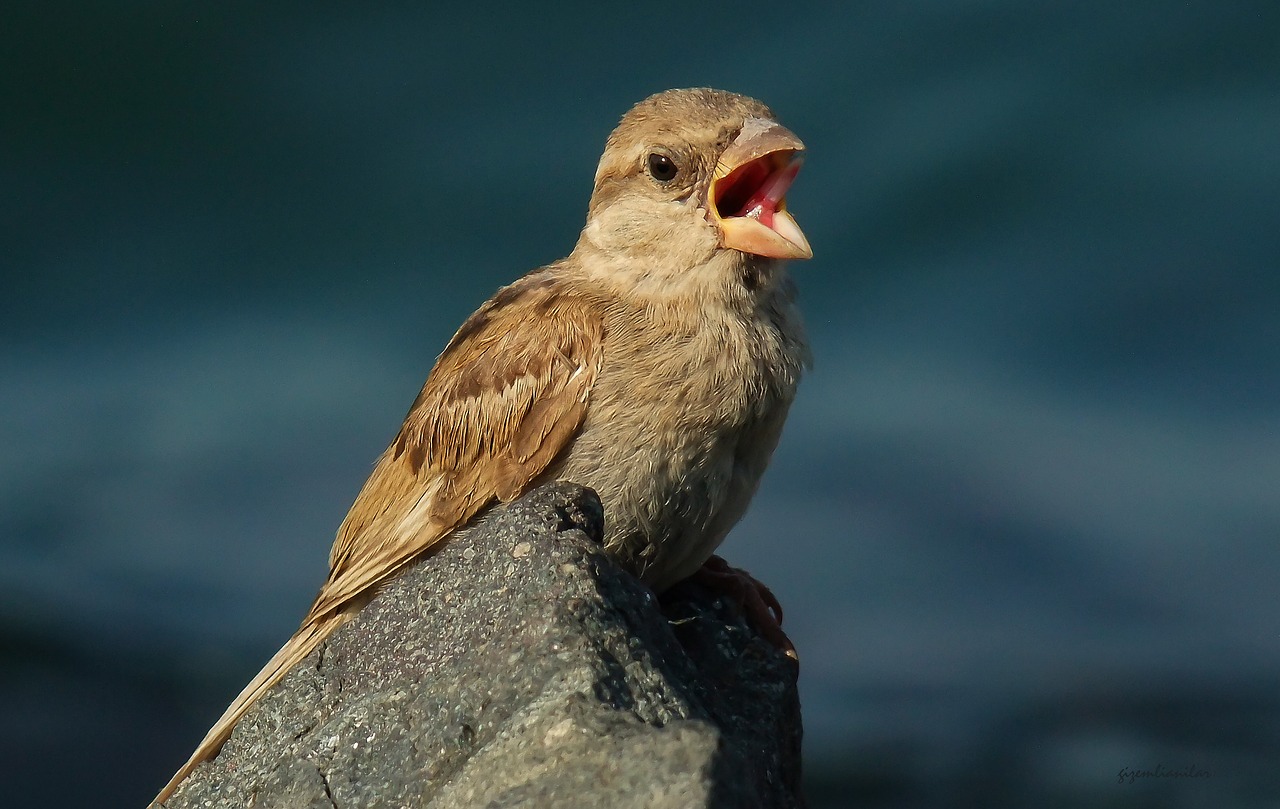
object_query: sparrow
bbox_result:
[153,87,811,805]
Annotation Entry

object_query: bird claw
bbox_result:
[689,554,797,661]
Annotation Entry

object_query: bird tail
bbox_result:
[151,611,348,806]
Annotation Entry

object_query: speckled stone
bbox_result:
[163,482,802,809]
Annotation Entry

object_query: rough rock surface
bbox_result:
[161,482,803,808]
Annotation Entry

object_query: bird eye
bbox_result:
[646,152,678,183]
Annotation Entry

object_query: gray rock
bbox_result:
[162,482,803,808]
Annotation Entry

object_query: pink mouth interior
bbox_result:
[713,152,801,229]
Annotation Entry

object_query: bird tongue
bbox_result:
[716,155,809,257]
[739,159,800,230]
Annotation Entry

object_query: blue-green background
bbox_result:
[3,3,1278,806]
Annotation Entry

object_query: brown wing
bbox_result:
[151,271,602,806]
[306,270,602,621]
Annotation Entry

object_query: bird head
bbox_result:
[577,88,811,287]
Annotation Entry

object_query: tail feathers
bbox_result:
[151,613,346,806]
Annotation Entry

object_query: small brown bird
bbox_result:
[153,87,811,805]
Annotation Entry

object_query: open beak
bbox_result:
[707,117,812,260]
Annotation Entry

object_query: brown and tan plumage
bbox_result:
[153,87,811,805]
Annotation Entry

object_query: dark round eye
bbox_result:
[647,152,678,182]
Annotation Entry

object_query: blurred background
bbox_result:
[3,2,1278,806]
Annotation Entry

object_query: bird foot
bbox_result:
[689,554,796,661]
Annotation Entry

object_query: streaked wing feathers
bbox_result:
[308,273,601,621]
